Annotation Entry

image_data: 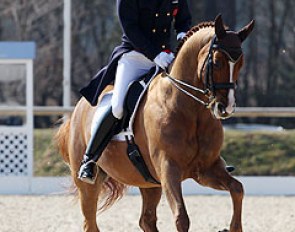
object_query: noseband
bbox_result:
[164,34,242,107]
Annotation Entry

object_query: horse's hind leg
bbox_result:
[139,187,162,232]
[74,168,107,232]
[197,160,244,232]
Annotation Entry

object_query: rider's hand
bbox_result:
[153,51,175,70]
[177,32,186,41]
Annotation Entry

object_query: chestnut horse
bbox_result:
[56,15,254,232]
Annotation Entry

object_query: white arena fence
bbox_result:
[1,106,295,117]
[0,107,295,195]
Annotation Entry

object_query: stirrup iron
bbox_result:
[78,160,98,185]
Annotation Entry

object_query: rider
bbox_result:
[78,0,192,184]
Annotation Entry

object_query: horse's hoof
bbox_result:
[218,229,229,232]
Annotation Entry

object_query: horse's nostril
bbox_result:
[217,103,226,114]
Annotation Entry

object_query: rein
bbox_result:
[163,72,212,107]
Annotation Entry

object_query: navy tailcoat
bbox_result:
[80,0,192,106]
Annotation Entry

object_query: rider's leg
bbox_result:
[78,51,155,184]
[78,105,119,184]
[111,51,155,119]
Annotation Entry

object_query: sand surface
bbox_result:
[0,194,294,232]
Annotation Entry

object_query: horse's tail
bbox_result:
[98,174,127,212]
[55,101,126,211]
[55,118,71,164]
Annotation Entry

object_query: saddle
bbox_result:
[100,66,160,184]
[120,66,158,132]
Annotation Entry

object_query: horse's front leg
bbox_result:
[197,159,244,232]
[161,159,190,232]
[228,177,243,232]
[139,187,162,232]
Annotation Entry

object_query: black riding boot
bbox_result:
[78,106,119,184]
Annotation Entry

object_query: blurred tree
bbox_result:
[70,0,120,101]
[204,0,236,28]
[187,0,203,23]
[0,0,294,127]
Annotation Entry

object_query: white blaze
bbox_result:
[226,61,236,114]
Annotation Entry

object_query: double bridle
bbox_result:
[164,35,242,108]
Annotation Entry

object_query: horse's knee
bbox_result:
[139,210,157,231]
[230,179,244,198]
[139,210,155,225]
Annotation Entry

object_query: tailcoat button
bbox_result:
[152,29,156,33]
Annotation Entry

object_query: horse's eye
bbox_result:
[214,60,222,69]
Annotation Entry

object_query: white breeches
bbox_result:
[111,51,155,119]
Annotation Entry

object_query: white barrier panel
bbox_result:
[0,42,35,192]
[0,127,31,177]
[1,176,295,195]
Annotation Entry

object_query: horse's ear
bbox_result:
[238,20,255,42]
[215,14,226,40]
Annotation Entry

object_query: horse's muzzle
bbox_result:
[212,102,234,119]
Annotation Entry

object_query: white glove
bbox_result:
[177,32,186,41]
[153,52,175,70]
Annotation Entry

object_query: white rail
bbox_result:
[234,107,295,117]
[0,106,295,117]
[0,106,74,116]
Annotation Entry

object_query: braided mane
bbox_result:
[175,21,215,56]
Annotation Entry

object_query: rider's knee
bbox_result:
[112,103,123,119]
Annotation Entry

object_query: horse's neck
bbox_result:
[171,29,213,85]
[170,46,198,86]
[166,30,213,116]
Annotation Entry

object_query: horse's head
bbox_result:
[198,15,254,119]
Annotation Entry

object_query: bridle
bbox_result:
[164,34,242,108]
[200,35,238,96]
